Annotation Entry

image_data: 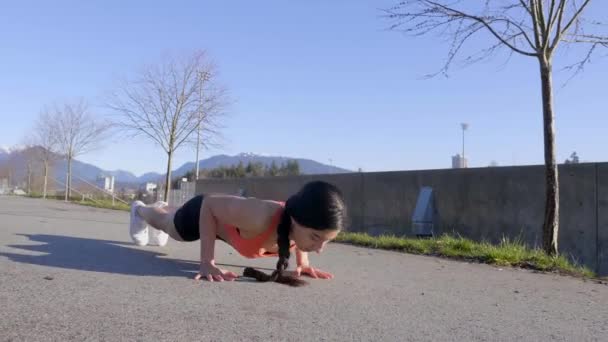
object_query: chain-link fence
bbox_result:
[155,181,196,207]
[48,176,129,208]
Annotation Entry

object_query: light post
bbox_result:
[195,70,210,180]
[461,122,469,167]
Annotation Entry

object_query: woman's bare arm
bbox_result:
[195,194,278,281]
[198,194,278,263]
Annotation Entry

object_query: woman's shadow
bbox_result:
[1,233,273,279]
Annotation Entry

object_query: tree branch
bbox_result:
[518,0,533,17]
[550,0,593,52]
[535,0,548,45]
[427,1,538,56]
[107,51,228,163]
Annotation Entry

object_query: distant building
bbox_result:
[452,154,468,168]
[96,175,115,193]
[144,182,157,193]
[0,177,8,194]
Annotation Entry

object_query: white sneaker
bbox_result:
[130,200,148,246]
[148,201,170,247]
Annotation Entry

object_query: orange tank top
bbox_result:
[222,201,295,258]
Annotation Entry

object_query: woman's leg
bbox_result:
[148,202,170,246]
[136,203,184,241]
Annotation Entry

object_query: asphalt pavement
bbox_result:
[1,196,606,342]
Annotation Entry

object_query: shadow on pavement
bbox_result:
[1,234,198,278]
[1,234,277,280]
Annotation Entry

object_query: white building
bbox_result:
[452,154,468,168]
[144,182,157,193]
[96,175,115,193]
[0,178,8,194]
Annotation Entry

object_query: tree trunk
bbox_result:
[65,155,72,201]
[27,163,32,194]
[69,156,73,199]
[164,151,173,203]
[64,159,69,201]
[43,160,48,199]
[539,59,559,256]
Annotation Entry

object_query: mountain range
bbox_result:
[0,147,350,186]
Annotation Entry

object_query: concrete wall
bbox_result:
[598,164,608,276]
[195,163,608,275]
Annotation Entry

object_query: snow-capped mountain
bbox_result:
[0,148,351,185]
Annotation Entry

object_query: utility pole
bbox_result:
[195,70,208,180]
[27,162,32,194]
[461,122,469,168]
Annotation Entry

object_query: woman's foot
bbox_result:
[130,200,148,246]
[149,201,170,247]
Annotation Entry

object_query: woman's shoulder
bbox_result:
[205,193,283,209]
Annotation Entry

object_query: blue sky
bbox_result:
[1,1,606,176]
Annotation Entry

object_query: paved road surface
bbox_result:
[1,196,606,341]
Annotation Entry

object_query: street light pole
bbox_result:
[461,122,469,168]
[195,71,207,180]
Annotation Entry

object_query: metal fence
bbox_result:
[49,176,129,207]
[162,181,196,207]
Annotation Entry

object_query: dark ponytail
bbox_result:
[243,200,308,287]
[243,180,346,287]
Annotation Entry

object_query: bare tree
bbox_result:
[384,0,607,256]
[2,145,42,194]
[25,109,60,198]
[23,148,37,195]
[49,99,112,201]
[108,51,228,202]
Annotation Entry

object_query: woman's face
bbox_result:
[289,217,339,253]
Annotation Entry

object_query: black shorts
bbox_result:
[173,194,204,242]
[173,194,227,243]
